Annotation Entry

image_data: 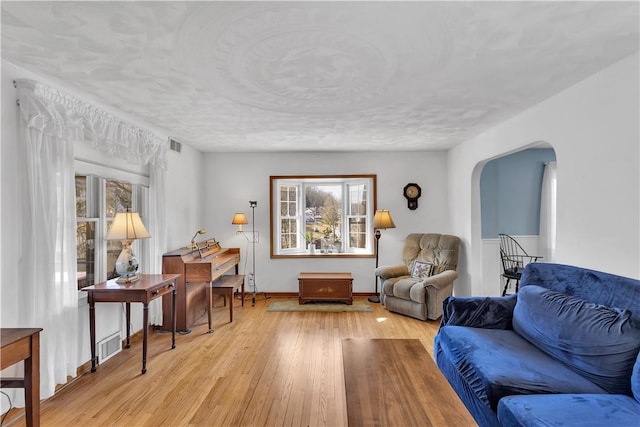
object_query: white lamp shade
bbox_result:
[106,209,150,240]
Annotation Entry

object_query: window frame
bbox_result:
[270,174,377,258]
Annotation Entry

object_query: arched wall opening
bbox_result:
[470,142,557,296]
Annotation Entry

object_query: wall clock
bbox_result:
[403,183,422,210]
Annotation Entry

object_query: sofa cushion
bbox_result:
[441,295,516,329]
[390,278,423,302]
[520,263,640,324]
[513,285,640,395]
[436,326,606,411]
[497,394,640,427]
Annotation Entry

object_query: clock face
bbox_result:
[405,185,419,198]
[404,183,421,199]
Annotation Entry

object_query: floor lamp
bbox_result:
[232,201,266,307]
[248,201,258,306]
[368,209,396,303]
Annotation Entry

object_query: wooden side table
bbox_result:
[83,274,179,374]
[1,328,43,427]
[298,272,353,305]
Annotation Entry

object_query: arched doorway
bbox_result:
[475,144,557,295]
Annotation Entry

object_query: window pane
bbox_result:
[106,180,132,217]
[349,184,366,215]
[287,202,296,216]
[319,188,342,245]
[106,220,123,280]
[76,220,95,289]
[349,218,366,248]
[288,188,296,200]
[76,176,87,217]
[280,219,297,249]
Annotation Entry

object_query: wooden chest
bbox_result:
[298,272,353,305]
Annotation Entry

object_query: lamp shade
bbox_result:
[106,208,150,240]
[232,213,249,225]
[373,210,396,229]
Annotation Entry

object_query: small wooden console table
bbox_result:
[1,328,42,427]
[298,272,353,305]
[83,274,179,374]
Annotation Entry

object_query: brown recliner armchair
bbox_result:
[375,233,461,321]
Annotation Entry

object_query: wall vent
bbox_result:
[97,332,122,364]
[170,138,182,153]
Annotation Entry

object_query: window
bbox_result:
[75,175,143,289]
[280,185,298,250]
[270,175,376,257]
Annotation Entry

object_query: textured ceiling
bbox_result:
[2,1,638,152]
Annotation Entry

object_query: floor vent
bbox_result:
[170,138,182,153]
[97,332,122,364]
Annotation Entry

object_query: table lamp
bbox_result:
[106,208,150,283]
[231,213,249,232]
[368,209,396,303]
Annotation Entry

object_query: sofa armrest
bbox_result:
[440,295,517,329]
[422,270,458,290]
[375,265,409,279]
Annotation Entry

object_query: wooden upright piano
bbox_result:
[162,239,240,333]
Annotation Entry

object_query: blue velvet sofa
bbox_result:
[434,263,640,427]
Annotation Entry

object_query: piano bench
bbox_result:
[210,275,245,326]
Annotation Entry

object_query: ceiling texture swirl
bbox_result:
[2,1,638,152]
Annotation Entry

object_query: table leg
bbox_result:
[89,297,97,372]
[228,289,233,322]
[142,303,148,374]
[241,276,245,307]
[171,286,176,349]
[24,333,40,427]
[207,283,214,333]
[125,302,131,349]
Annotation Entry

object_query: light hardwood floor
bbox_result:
[10,297,457,427]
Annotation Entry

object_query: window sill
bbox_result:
[272,253,374,259]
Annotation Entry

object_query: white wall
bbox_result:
[202,151,451,293]
[165,145,205,250]
[449,51,640,296]
[1,61,24,326]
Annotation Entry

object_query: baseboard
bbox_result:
[245,292,375,298]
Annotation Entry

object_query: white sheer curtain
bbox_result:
[539,162,557,262]
[14,79,168,403]
[16,81,81,403]
[143,165,167,325]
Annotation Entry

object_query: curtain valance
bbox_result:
[16,79,168,169]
